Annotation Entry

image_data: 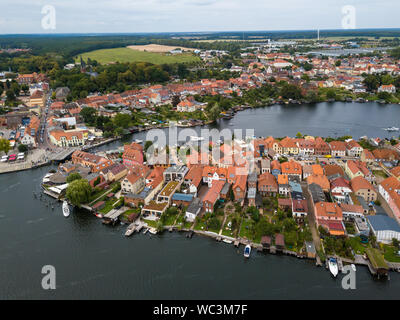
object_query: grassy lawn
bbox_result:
[349,236,369,255]
[76,47,200,65]
[239,218,254,240]
[382,245,400,263]
[143,219,158,228]
[194,220,207,231]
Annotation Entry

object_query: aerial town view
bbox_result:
[2,0,400,308]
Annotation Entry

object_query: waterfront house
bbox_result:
[141,201,169,220]
[345,140,363,157]
[378,84,396,94]
[296,139,315,156]
[71,150,113,173]
[233,174,247,203]
[329,141,347,157]
[279,137,299,155]
[185,198,203,222]
[314,137,330,155]
[351,176,377,203]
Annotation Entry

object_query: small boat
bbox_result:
[244,245,251,258]
[148,228,158,235]
[189,136,205,142]
[125,224,135,237]
[143,228,149,234]
[385,127,399,132]
[62,201,70,217]
[134,139,143,144]
[95,213,103,219]
[223,239,233,244]
[328,257,339,277]
[351,264,356,272]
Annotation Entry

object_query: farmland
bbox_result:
[75,47,200,65]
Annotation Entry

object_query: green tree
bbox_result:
[17,144,28,153]
[113,113,131,129]
[66,172,82,183]
[0,138,10,154]
[66,179,92,206]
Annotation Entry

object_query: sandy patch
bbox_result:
[127,44,196,53]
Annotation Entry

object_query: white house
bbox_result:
[20,133,36,148]
[378,84,396,94]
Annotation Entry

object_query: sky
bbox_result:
[0,0,399,34]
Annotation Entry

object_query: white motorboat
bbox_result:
[148,228,158,235]
[62,201,70,217]
[189,136,205,142]
[244,245,251,258]
[328,258,339,277]
[125,223,135,237]
[385,127,399,132]
[223,239,233,244]
[351,264,357,272]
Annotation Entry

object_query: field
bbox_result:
[127,44,196,52]
[75,47,200,65]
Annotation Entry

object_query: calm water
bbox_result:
[1,102,400,300]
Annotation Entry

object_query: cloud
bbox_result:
[0,0,398,34]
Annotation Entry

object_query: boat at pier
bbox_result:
[148,228,158,235]
[62,201,70,217]
[125,223,135,237]
[223,239,233,244]
[351,264,357,272]
[244,245,251,258]
[328,258,339,277]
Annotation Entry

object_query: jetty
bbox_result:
[125,220,145,237]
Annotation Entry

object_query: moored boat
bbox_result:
[351,264,356,272]
[223,239,233,244]
[62,201,70,217]
[244,245,251,258]
[328,257,339,277]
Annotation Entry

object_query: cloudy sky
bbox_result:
[0,0,399,34]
